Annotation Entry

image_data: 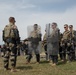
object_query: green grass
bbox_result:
[0,55,76,75]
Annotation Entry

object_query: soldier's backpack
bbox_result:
[3,25,15,39]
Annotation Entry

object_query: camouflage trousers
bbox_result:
[67,46,75,61]
[27,43,40,62]
[3,42,17,69]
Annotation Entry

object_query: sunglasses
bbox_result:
[69,27,72,28]
[64,27,66,28]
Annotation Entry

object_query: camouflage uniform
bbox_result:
[67,25,76,61]
[61,28,70,61]
[43,32,49,61]
[59,33,63,60]
[1,44,7,57]
[23,39,29,56]
[3,17,20,70]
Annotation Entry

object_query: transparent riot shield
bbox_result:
[27,25,41,38]
[46,23,59,40]
[46,23,50,38]
[46,23,60,56]
[27,24,42,54]
[46,23,53,59]
[46,23,53,43]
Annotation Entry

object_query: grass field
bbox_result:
[0,55,76,75]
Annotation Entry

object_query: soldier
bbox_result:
[23,39,29,59]
[67,25,76,62]
[2,17,20,72]
[1,44,7,57]
[20,41,25,55]
[59,33,63,60]
[61,24,70,62]
[26,24,42,64]
[43,30,49,61]
[46,22,60,66]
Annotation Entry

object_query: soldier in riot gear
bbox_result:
[46,22,60,66]
[2,17,20,72]
[61,24,70,62]
[26,24,42,64]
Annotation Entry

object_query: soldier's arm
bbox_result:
[2,30,6,42]
[39,33,42,41]
[14,26,20,44]
[74,31,76,41]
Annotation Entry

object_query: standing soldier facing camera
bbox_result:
[46,23,60,66]
[61,24,70,62]
[27,24,42,64]
[67,25,76,62]
[2,17,20,72]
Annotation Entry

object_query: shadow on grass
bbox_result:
[17,66,33,70]
[57,61,66,66]
[40,60,49,64]
[40,60,66,65]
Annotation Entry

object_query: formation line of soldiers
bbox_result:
[43,24,76,65]
[1,17,76,72]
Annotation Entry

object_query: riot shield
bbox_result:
[46,23,59,40]
[46,23,53,43]
[46,23,52,59]
[27,25,41,38]
[27,24,41,45]
[46,23,60,56]
[27,25,42,54]
[46,23,50,38]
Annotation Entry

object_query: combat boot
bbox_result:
[11,67,20,72]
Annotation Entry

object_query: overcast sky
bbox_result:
[0,0,76,44]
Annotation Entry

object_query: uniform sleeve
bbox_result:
[2,30,6,42]
[74,31,76,41]
[13,26,20,44]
